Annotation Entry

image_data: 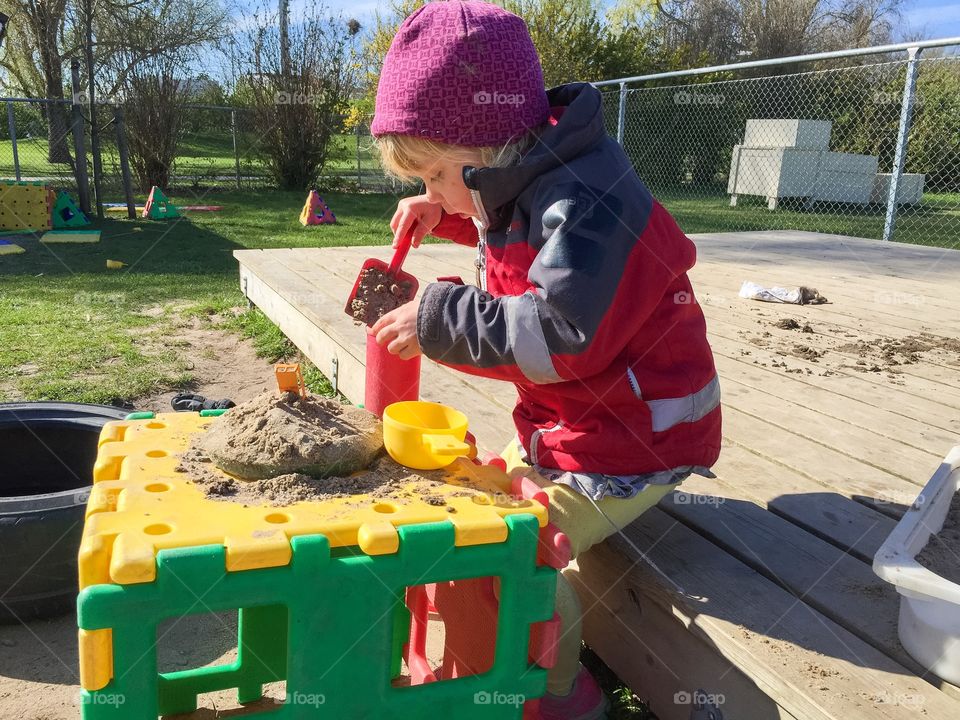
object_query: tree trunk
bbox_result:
[45,91,73,164]
[36,0,72,164]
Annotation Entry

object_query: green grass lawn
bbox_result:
[0,189,401,405]
[0,131,386,185]
[3,130,956,246]
[659,188,960,248]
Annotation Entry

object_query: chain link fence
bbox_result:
[0,100,394,204]
[597,41,960,247]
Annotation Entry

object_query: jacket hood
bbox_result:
[463,82,609,220]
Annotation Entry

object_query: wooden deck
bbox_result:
[234,230,960,720]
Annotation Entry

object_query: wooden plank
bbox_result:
[657,490,953,690]
[719,375,942,484]
[707,324,960,428]
[691,260,960,332]
[693,285,960,380]
[711,352,960,453]
[722,406,931,518]
[689,230,960,283]
[687,230,960,333]
[697,243,960,298]
[565,560,800,720]
[693,296,960,396]
[691,279,960,388]
[237,250,365,363]
[692,265,957,310]
[571,508,960,720]
[700,448,897,563]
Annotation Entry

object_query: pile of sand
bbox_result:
[176,450,455,507]
[196,391,383,480]
[173,390,468,508]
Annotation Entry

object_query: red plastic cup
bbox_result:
[364,333,421,417]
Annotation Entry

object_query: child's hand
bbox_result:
[390,195,443,249]
[371,297,423,360]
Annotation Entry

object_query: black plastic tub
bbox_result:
[0,402,128,622]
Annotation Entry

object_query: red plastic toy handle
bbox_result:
[388,226,416,275]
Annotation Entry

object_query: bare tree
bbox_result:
[813,0,900,50]
[121,54,188,191]
[94,0,225,99]
[233,0,360,190]
[0,0,224,166]
[653,0,903,66]
[0,0,72,161]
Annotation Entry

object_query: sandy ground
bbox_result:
[0,606,447,719]
[137,318,277,415]
[0,611,259,720]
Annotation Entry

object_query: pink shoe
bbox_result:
[538,666,609,720]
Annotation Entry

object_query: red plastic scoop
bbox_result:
[344,228,419,327]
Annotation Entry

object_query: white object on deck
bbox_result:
[873,446,960,685]
[738,280,806,304]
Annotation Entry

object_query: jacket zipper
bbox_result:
[626,366,642,399]
[469,188,489,291]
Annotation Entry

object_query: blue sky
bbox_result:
[227,0,960,40]
[903,0,960,38]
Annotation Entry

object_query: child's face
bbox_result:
[415,156,481,219]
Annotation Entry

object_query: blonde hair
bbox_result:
[374,129,541,183]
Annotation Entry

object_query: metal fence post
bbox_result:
[882,46,922,243]
[6,101,20,180]
[70,59,91,214]
[88,102,104,218]
[231,109,241,190]
[356,122,362,190]
[617,82,627,146]
[113,107,136,219]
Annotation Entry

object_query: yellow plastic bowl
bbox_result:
[382,401,473,470]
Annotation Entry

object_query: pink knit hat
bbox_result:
[371,1,550,146]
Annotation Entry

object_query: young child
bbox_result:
[370,2,721,717]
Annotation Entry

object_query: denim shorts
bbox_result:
[512,439,716,501]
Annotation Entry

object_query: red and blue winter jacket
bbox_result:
[416,82,721,475]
